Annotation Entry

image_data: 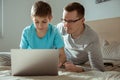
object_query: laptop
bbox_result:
[11,49,59,76]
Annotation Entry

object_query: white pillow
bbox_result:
[0,52,11,66]
[99,37,109,47]
[101,41,120,60]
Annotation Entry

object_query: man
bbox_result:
[57,2,104,72]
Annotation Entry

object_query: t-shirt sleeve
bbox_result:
[86,36,105,71]
[54,28,64,49]
[19,28,29,49]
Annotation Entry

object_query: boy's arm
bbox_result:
[58,47,66,67]
[20,28,28,49]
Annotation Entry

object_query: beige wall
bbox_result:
[86,17,120,42]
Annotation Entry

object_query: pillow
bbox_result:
[101,41,120,60]
[99,37,109,47]
[0,52,11,66]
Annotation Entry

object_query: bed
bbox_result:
[0,66,120,80]
[0,17,120,80]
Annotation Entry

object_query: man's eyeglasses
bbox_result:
[61,17,82,24]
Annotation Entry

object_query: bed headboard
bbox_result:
[86,17,120,42]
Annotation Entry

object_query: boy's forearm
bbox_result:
[59,47,66,64]
[59,54,66,64]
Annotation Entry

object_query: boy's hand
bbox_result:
[58,48,66,68]
[58,62,62,68]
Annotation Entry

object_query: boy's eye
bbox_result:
[42,21,47,23]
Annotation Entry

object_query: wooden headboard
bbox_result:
[86,17,120,42]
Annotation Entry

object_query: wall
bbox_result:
[0,0,2,37]
[48,0,120,23]
[0,0,40,51]
[82,0,120,21]
[0,0,120,51]
[86,17,120,42]
[48,0,85,24]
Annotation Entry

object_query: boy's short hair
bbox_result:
[64,2,85,18]
[31,1,52,17]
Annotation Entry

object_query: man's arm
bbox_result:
[86,38,105,71]
[64,61,84,72]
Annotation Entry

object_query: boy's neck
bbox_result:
[36,29,47,38]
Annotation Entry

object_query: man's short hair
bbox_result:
[31,1,52,17]
[64,2,85,18]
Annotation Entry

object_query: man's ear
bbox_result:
[81,17,85,24]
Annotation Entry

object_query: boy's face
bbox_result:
[32,16,52,32]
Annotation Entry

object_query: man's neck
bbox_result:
[71,25,85,39]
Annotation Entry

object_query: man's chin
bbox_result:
[66,30,72,34]
[65,29,72,34]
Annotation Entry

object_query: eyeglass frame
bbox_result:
[61,17,83,24]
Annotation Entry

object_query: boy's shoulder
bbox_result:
[48,24,58,31]
[24,24,34,30]
[48,23,56,28]
[22,24,35,34]
[48,24,60,35]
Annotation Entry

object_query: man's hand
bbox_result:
[64,61,84,72]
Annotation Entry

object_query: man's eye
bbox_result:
[35,22,39,24]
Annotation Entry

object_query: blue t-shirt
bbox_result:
[20,24,64,49]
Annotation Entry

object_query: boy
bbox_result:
[20,1,66,67]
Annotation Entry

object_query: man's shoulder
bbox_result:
[84,24,99,41]
[57,22,64,29]
[85,24,98,37]
[57,22,64,26]
[56,22,66,35]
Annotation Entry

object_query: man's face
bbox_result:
[62,10,84,34]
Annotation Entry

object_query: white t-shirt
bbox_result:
[57,23,104,71]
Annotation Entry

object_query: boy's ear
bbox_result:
[49,16,53,22]
[31,16,33,20]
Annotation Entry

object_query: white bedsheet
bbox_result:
[0,66,120,80]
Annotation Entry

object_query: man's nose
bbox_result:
[64,22,70,27]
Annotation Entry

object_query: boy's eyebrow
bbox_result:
[43,19,47,21]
